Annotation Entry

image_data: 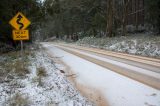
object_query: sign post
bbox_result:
[9,12,31,57]
[20,40,23,57]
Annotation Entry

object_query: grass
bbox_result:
[7,93,31,106]
[36,67,47,86]
[36,67,47,77]
[0,44,44,105]
[13,59,30,77]
[0,50,32,81]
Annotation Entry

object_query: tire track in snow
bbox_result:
[54,44,160,90]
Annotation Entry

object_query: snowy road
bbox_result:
[42,42,160,106]
[55,43,160,90]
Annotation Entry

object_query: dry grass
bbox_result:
[13,60,30,77]
[4,59,30,77]
[0,50,31,81]
[36,67,47,86]
[36,67,47,77]
[7,93,31,106]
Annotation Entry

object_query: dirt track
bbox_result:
[54,44,160,90]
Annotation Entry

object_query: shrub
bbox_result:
[7,93,31,106]
[36,67,47,77]
[36,67,47,86]
[14,60,30,77]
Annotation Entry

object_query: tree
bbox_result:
[106,0,114,37]
[122,0,130,36]
[0,0,44,44]
[145,0,160,33]
[43,0,107,39]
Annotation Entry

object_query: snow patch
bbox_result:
[0,50,94,106]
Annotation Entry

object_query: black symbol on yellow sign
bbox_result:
[16,15,24,30]
[9,12,31,30]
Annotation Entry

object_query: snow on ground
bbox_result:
[43,43,160,106]
[0,49,94,106]
[76,35,160,58]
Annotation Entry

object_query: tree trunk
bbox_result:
[122,0,130,36]
[93,28,97,37]
[106,0,114,37]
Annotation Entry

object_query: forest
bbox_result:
[0,1,160,105]
[0,0,160,44]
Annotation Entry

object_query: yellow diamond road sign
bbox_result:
[12,30,29,40]
[9,12,31,30]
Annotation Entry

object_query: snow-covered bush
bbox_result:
[126,25,136,33]
[77,34,160,58]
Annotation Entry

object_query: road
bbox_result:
[42,42,160,106]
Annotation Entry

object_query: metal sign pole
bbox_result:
[20,40,23,57]
[20,40,24,68]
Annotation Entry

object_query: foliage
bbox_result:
[77,34,160,58]
[0,0,44,43]
[145,0,160,33]
[41,0,107,39]
[0,0,160,43]
[42,0,160,38]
